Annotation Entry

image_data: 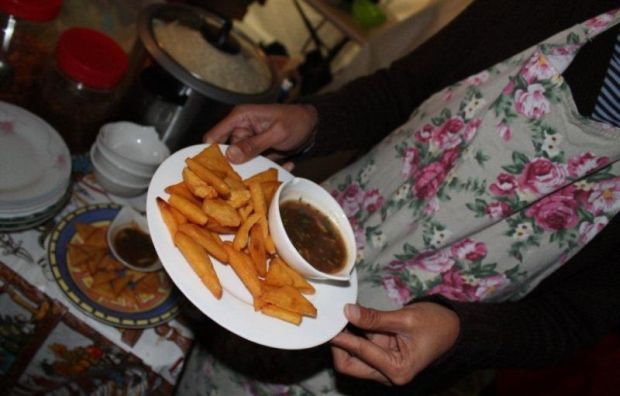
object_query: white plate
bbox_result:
[147,144,357,350]
[0,101,71,205]
[0,178,70,217]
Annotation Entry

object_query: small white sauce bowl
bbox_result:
[107,206,162,272]
[268,177,356,282]
[99,122,170,168]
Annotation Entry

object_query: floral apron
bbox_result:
[177,9,620,396]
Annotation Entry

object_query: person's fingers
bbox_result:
[229,127,254,144]
[330,331,395,380]
[345,304,413,333]
[281,161,295,172]
[366,332,394,351]
[203,108,250,143]
[331,344,391,385]
[225,125,286,163]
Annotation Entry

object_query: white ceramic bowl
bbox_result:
[268,177,356,281]
[107,206,162,272]
[96,138,154,178]
[90,146,149,197]
[91,144,152,186]
[99,122,170,167]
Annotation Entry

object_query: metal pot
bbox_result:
[124,3,279,151]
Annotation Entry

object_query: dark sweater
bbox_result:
[304,0,620,393]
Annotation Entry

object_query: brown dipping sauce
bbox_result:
[280,200,347,274]
[113,226,158,268]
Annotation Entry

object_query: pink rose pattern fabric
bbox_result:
[177,9,620,396]
[324,9,620,308]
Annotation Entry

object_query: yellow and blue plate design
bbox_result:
[48,203,181,328]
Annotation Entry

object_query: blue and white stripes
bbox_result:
[592,33,620,127]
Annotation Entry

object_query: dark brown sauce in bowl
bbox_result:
[113,226,158,269]
[280,200,347,274]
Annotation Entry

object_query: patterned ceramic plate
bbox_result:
[0,101,71,207]
[147,144,358,350]
[48,203,182,329]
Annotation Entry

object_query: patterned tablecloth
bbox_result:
[0,169,194,395]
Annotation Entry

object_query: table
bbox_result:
[0,167,193,395]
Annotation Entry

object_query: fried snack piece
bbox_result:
[243,168,278,185]
[165,182,202,205]
[261,217,276,255]
[223,244,261,299]
[264,257,294,287]
[99,255,123,272]
[169,194,208,225]
[260,285,317,318]
[127,269,147,283]
[120,287,139,308]
[157,197,178,236]
[238,203,253,222]
[271,256,315,295]
[193,144,242,181]
[91,250,109,274]
[186,158,231,198]
[206,229,222,243]
[174,232,223,299]
[182,167,218,199]
[248,223,267,276]
[178,223,228,263]
[260,303,302,325]
[85,227,108,248]
[202,198,241,227]
[261,181,281,207]
[227,188,252,209]
[67,243,92,268]
[247,182,276,254]
[95,282,117,300]
[203,216,237,234]
[224,176,252,209]
[92,271,118,287]
[135,273,161,295]
[224,174,247,191]
[112,274,132,296]
[75,222,99,243]
[233,213,261,251]
[169,205,188,225]
[248,182,267,218]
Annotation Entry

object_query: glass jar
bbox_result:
[35,27,129,154]
[0,0,62,108]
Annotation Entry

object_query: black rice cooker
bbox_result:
[124,3,280,151]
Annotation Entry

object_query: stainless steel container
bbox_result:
[124,3,280,151]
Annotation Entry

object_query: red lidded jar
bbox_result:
[0,0,63,107]
[36,27,129,153]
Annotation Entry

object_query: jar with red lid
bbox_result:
[0,0,63,107]
[35,27,129,153]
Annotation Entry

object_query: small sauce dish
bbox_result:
[107,206,162,272]
[98,121,170,169]
[268,177,356,282]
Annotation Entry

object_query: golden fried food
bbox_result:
[71,222,163,309]
[156,145,317,325]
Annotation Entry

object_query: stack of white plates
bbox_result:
[0,101,72,232]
